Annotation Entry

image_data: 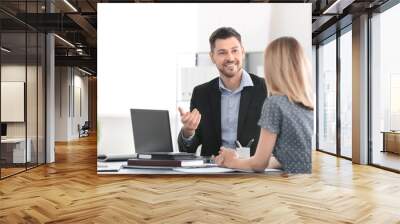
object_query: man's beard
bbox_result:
[219,61,242,78]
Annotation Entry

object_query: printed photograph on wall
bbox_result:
[97,3,312,174]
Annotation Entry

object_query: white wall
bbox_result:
[98,3,312,155]
[196,4,312,57]
[1,65,37,137]
[73,73,89,137]
[1,64,46,163]
[55,67,89,141]
[55,67,68,141]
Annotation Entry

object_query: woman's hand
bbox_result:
[214,147,239,168]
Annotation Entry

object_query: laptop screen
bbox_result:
[130,109,173,154]
[1,123,7,137]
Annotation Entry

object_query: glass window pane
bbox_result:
[27,31,38,169]
[371,4,400,171]
[0,1,46,179]
[340,29,352,158]
[38,32,45,165]
[318,37,337,154]
[1,31,27,177]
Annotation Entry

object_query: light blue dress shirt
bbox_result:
[219,70,254,149]
[182,70,254,149]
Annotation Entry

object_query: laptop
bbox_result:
[130,109,193,156]
[1,123,7,140]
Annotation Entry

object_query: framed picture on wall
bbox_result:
[1,81,25,122]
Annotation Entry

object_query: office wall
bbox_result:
[1,65,42,138]
[88,77,97,132]
[55,67,89,141]
[196,4,312,59]
[74,73,89,137]
[1,65,26,139]
[1,63,45,168]
[98,3,312,155]
[55,67,70,141]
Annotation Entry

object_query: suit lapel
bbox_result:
[237,86,255,139]
[209,80,221,145]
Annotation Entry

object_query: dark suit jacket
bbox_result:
[178,73,267,156]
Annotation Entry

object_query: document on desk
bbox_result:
[97,162,123,172]
[173,167,282,174]
[173,167,236,173]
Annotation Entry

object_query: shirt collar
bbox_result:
[219,70,254,93]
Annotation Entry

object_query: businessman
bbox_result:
[178,27,267,156]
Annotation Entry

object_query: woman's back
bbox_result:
[258,95,314,173]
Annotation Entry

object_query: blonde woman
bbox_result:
[214,37,314,173]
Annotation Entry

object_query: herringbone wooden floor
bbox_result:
[1,135,400,223]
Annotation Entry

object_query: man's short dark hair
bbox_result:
[209,27,242,52]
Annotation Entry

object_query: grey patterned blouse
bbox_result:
[258,95,314,173]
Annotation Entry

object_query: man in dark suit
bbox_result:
[178,27,267,156]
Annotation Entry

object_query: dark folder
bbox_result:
[136,152,197,160]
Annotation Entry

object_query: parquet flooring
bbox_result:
[1,167,25,177]
[1,135,400,223]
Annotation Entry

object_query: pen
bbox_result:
[235,140,243,149]
[246,139,254,147]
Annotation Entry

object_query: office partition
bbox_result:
[0,1,47,179]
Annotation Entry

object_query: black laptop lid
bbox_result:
[130,109,174,153]
[1,123,7,137]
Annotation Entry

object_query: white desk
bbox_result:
[1,138,31,163]
[97,161,282,175]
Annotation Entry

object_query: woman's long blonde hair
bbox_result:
[264,37,314,110]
